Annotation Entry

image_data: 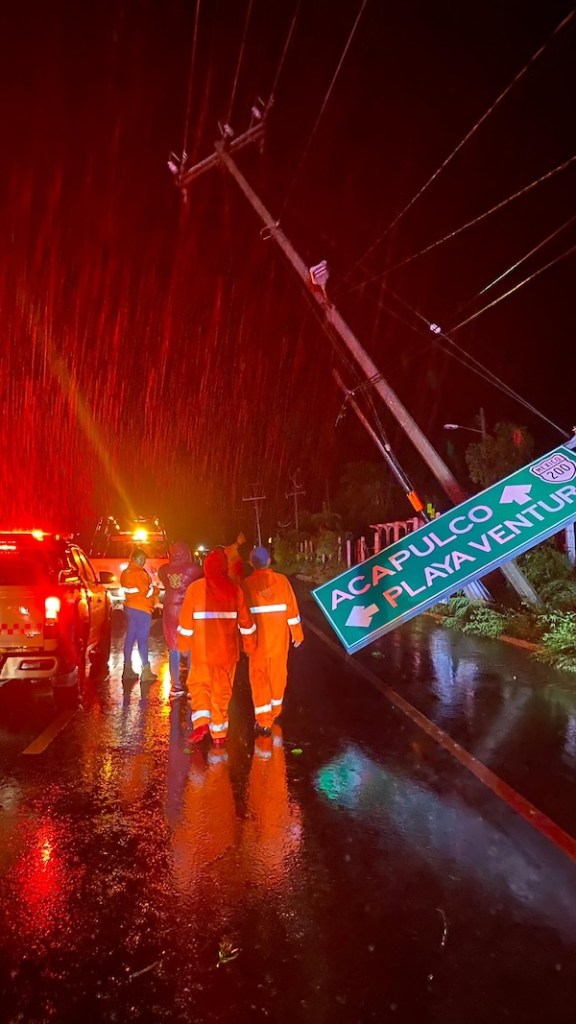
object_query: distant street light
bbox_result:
[444,407,487,440]
[443,423,484,435]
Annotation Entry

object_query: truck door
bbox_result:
[70,549,106,646]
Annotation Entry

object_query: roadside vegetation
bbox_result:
[431,544,576,673]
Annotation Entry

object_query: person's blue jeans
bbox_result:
[169,647,190,686]
[124,607,152,665]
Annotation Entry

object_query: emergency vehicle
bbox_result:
[0,531,112,703]
[88,516,169,609]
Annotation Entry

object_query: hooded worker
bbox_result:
[158,542,203,699]
[177,547,256,746]
[224,531,246,584]
[242,546,304,735]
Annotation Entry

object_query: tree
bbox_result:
[310,506,343,532]
[335,461,398,532]
[465,422,534,490]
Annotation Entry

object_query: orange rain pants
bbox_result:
[186,661,237,740]
[243,568,304,729]
[177,568,256,741]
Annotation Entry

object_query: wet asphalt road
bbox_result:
[1,589,576,1023]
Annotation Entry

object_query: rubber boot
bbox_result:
[140,662,158,682]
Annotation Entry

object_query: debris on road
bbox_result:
[437,908,448,950]
[217,940,240,967]
[128,960,161,981]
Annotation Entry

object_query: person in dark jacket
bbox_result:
[158,542,202,699]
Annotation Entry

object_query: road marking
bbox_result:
[21,709,77,755]
[305,618,576,866]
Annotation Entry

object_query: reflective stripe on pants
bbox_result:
[248,653,288,728]
[187,661,237,739]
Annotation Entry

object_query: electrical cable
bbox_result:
[346,154,576,289]
[226,0,255,125]
[342,8,575,286]
[278,0,369,220]
[451,241,576,333]
[270,0,302,101]
[299,225,568,437]
[454,213,576,316]
[373,285,569,435]
[181,0,202,159]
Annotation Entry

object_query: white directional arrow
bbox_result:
[346,603,379,628]
[499,484,532,505]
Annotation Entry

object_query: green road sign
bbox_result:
[313,443,576,654]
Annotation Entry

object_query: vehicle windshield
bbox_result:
[104,537,168,560]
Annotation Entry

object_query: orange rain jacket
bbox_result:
[243,568,304,658]
[120,561,156,614]
[177,556,257,664]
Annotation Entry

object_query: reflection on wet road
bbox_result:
[1,605,576,1022]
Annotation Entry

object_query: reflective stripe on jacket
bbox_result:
[120,562,155,614]
[242,569,304,658]
[177,578,256,664]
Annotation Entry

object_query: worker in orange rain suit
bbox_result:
[120,547,158,683]
[242,545,304,736]
[224,531,246,584]
[177,547,256,746]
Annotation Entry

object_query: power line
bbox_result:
[342,8,575,285]
[270,0,302,101]
[346,153,576,289]
[352,281,568,435]
[181,0,202,160]
[455,213,576,315]
[451,241,576,334]
[278,0,369,220]
[277,179,571,437]
[226,0,255,125]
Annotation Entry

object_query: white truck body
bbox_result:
[89,532,169,610]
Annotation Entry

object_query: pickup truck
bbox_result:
[0,531,113,704]
[88,531,169,610]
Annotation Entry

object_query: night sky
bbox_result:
[2,0,575,545]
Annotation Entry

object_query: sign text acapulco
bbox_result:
[312,446,576,654]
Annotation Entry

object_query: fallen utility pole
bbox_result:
[333,369,427,523]
[177,127,540,605]
[332,369,492,603]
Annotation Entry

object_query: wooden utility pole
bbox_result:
[286,470,305,533]
[242,484,265,547]
[332,370,493,602]
[177,120,539,605]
